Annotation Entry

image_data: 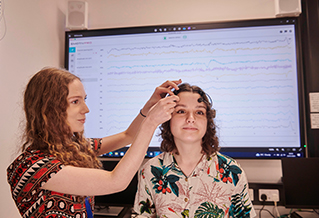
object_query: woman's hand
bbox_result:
[145,95,180,127]
[141,79,182,116]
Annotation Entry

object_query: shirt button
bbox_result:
[185,178,188,182]
[184,198,188,202]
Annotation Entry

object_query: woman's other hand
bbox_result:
[141,79,182,116]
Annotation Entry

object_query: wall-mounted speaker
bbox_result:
[275,0,302,17]
[66,1,88,30]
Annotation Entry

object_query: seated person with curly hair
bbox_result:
[134,83,256,218]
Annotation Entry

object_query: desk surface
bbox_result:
[94,206,319,218]
[292,211,319,218]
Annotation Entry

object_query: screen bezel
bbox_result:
[65,17,306,159]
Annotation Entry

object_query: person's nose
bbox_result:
[186,112,195,124]
[82,102,90,114]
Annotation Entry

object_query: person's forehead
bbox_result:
[68,79,86,97]
[177,92,205,107]
[178,92,201,100]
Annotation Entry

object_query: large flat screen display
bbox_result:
[65,17,305,159]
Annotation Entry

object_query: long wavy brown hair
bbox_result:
[159,83,219,156]
[22,67,101,169]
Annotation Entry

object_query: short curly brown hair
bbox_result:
[159,83,219,156]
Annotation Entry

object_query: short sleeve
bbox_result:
[7,150,63,202]
[229,169,256,218]
[133,166,156,217]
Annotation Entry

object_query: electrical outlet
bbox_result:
[259,189,279,202]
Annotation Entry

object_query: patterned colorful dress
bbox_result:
[134,152,256,218]
[7,138,101,218]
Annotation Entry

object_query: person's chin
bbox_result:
[72,126,84,133]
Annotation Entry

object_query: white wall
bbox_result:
[0,0,278,217]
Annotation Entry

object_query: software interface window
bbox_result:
[66,18,303,158]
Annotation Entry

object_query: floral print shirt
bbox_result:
[134,152,256,218]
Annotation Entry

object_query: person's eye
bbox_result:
[71,99,79,104]
[176,109,185,114]
[197,111,205,115]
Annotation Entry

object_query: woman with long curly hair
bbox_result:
[7,67,181,218]
[134,83,256,218]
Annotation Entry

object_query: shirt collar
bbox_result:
[162,152,216,178]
